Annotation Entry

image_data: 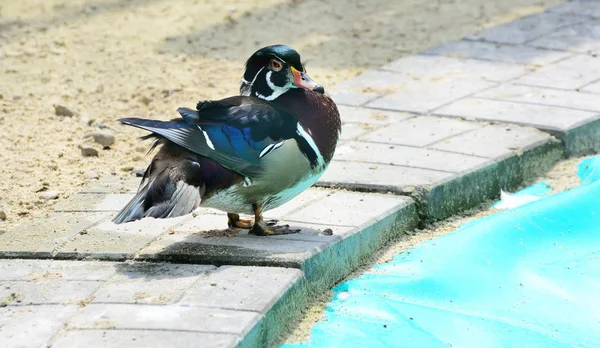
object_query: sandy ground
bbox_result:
[0,0,565,230]
[282,154,590,344]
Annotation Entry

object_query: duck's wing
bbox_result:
[119,96,297,177]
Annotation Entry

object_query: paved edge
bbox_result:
[556,117,600,157]
[424,137,564,222]
[237,199,419,347]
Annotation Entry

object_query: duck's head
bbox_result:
[240,44,324,101]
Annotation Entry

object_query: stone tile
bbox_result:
[180,266,302,313]
[317,160,452,192]
[528,21,600,53]
[333,70,410,94]
[285,191,414,228]
[0,259,117,281]
[365,76,495,113]
[476,83,600,111]
[52,330,239,348]
[581,80,600,93]
[56,215,190,260]
[334,141,489,173]
[435,97,598,131]
[0,212,111,258]
[172,213,228,233]
[422,40,572,65]
[515,54,600,89]
[0,280,102,305]
[550,1,600,18]
[0,305,78,348]
[137,231,326,266]
[52,193,136,212]
[337,105,414,125]
[470,12,589,44]
[263,188,332,220]
[328,89,380,106]
[67,303,259,335]
[429,124,551,158]
[358,116,482,147]
[92,263,215,305]
[381,54,527,82]
[340,122,380,141]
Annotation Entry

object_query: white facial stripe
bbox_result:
[198,125,215,150]
[296,123,324,167]
[256,71,290,101]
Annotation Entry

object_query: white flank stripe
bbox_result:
[259,141,285,158]
[296,123,324,167]
[259,144,275,158]
[198,125,215,150]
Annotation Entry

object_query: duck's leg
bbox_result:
[249,203,300,236]
[228,212,278,229]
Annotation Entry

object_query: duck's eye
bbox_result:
[270,59,282,71]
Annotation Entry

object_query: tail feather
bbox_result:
[112,170,203,224]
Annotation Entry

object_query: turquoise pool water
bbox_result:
[283,157,600,348]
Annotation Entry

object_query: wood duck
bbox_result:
[112,45,341,236]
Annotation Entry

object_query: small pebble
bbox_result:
[95,84,104,93]
[322,228,333,236]
[139,96,152,105]
[54,105,74,117]
[84,131,115,148]
[79,145,99,157]
[131,166,146,177]
[39,190,60,200]
[12,95,22,100]
[84,171,99,180]
[0,210,6,220]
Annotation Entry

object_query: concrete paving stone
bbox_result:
[66,303,260,335]
[92,263,215,304]
[333,141,489,173]
[340,122,381,141]
[55,215,191,260]
[337,105,414,125]
[0,212,111,258]
[317,160,452,192]
[328,89,381,106]
[284,191,414,228]
[52,193,136,213]
[0,259,117,281]
[476,83,600,111]
[0,305,79,348]
[79,175,141,194]
[333,70,411,94]
[422,40,572,65]
[435,97,598,131]
[581,79,600,93]
[550,0,600,18]
[366,75,495,113]
[469,12,589,45]
[259,188,332,221]
[137,231,329,266]
[358,116,482,147]
[0,280,102,305]
[381,54,527,82]
[429,124,553,158]
[52,330,239,348]
[180,266,302,313]
[515,54,600,89]
[528,21,600,53]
